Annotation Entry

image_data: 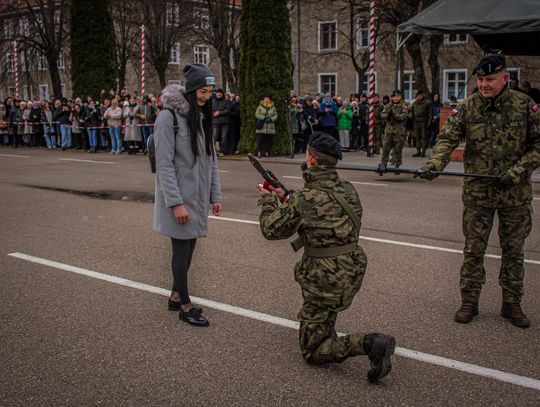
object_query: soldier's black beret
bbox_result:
[391,89,402,97]
[474,53,506,76]
[308,132,342,160]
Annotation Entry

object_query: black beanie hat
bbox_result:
[183,63,216,93]
[308,132,342,160]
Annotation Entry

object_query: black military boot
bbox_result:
[363,333,396,384]
[501,302,530,328]
[454,302,479,324]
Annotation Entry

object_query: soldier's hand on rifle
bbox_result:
[416,163,439,180]
[498,172,516,188]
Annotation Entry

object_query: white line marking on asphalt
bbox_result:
[208,216,540,266]
[534,197,539,201]
[219,170,229,173]
[7,251,540,392]
[283,175,388,187]
[58,158,115,165]
[0,153,31,158]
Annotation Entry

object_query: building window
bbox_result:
[38,53,48,71]
[22,85,31,100]
[318,21,337,51]
[444,34,467,45]
[193,9,209,30]
[54,10,61,33]
[61,83,66,97]
[169,42,180,64]
[4,20,13,39]
[357,71,377,96]
[507,67,520,83]
[194,45,209,65]
[166,2,180,27]
[20,51,30,72]
[57,53,65,69]
[356,20,369,49]
[39,84,49,100]
[444,69,467,102]
[318,73,337,97]
[6,53,15,73]
[399,71,416,101]
[20,17,29,37]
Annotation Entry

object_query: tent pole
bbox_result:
[396,32,413,51]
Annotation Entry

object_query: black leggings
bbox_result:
[171,238,197,305]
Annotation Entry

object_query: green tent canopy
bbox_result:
[397,0,540,55]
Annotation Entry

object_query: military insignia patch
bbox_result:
[450,109,459,116]
[533,104,539,113]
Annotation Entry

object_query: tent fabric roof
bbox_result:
[397,0,540,35]
[397,0,540,55]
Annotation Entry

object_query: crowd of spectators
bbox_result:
[1,78,538,158]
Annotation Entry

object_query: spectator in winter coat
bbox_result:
[41,101,56,149]
[84,101,101,153]
[123,97,142,154]
[255,95,278,157]
[318,93,337,138]
[54,100,72,150]
[336,101,353,149]
[103,98,123,154]
[212,88,231,155]
[227,93,241,154]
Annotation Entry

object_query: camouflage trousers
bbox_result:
[295,248,368,364]
[413,121,429,154]
[381,131,404,166]
[461,204,532,304]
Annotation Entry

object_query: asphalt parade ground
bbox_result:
[1,146,539,406]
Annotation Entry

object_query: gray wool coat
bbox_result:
[153,88,222,239]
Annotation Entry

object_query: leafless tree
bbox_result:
[111,0,140,92]
[0,0,69,98]
[140,0,191,89]
[189,0,241,91]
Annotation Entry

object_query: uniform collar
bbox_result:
[477,85,510,111]
[302,165,339,185]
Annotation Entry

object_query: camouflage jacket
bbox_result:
[411,99,432,123]
[381,100,408,133]
[426,87,540,208]
[373,102,384,126]
[258,166,367,309]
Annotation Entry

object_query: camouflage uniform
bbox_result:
[425,87,540,304]
[411,98,432,156]
[380,100,408,167]
[258,166,368,363]
[373,102,384,153]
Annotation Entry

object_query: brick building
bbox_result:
[1,1,539,102]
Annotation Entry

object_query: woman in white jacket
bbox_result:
[103,98,123,154]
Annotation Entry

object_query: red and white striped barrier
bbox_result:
[13,41,19,100]
[367,0,376,155]
[140,25,146,97]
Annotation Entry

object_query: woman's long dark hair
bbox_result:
[185,91,213,159]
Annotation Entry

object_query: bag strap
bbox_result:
[164,108,178,135]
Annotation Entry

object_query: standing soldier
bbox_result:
[257,132,396,383]
[418,53,540,328]
[410,90,432,157]
[378,90,408,172]
[372,93,384,154]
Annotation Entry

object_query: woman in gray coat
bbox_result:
[153,64,222,327]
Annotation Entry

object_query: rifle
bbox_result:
[248,154,293,200]
[336,163,502,180]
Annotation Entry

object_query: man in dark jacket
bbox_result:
[227,93,241,154]
[212,88,231,155]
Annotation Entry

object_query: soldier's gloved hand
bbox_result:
[498,172,516,188]
[417,163,439,180]
[377,162,387,176]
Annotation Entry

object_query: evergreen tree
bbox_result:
[71,0,116,99]
[238,0,292,155]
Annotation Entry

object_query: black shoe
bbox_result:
[501,302,530,328]
[168,299,202,313]
[363,333,396,383]
[377,162,387,176]
[179,306,209,327]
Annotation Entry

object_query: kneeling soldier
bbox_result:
[257,132,396,383]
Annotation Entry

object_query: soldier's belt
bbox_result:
[304,242,358,257]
